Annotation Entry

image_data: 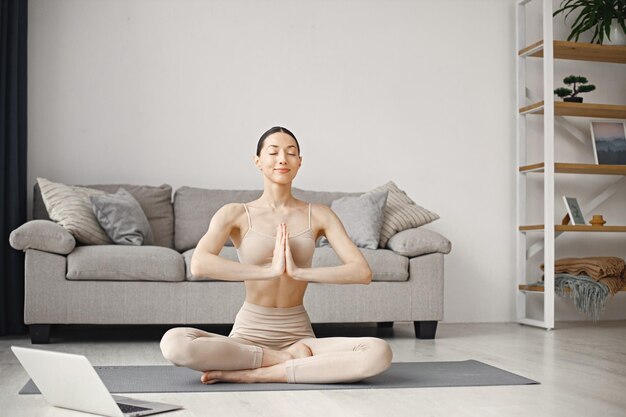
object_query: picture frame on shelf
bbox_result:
[591,121,626,165]
[562,196,586,225]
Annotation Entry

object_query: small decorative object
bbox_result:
[606,18,626,45]
[562,196,586,225]
[553,0,626,45]
[591,121,626,165]
[590,214,607,226]
[554,75,596,103]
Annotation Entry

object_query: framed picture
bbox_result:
[562,196,586,225]
[590,121,626,165]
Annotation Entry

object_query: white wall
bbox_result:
[27,0,626,323]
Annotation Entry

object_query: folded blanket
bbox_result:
[540,256,625,294]
[596,276,625,295]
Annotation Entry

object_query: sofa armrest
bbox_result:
[9,220,76,255]
[386,227,451,257]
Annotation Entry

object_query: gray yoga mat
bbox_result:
[19,360,538,394]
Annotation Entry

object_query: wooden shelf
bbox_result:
[519,283,626,292]
[519,101,626,119]
[519,40,626,64]
[520,162,626,175]
[519,225,626,232]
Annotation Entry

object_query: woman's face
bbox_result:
[254,132,302,184]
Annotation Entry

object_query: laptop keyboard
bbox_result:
[117,402,152,414]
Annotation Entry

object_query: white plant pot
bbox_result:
[604,19,626,46]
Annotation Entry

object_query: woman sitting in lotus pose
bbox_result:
[160,126,393,384]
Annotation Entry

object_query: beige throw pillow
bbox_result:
[37,177,112,245]
[366,181,439,248]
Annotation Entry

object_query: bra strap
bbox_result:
[242,203,252,230]
[308,203,312,229]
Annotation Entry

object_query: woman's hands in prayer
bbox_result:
[270,224,286,278]
[284,225,300,279]
[270,223,301,280]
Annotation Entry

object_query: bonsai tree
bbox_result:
[553,0,626,44]
[554,75,596,102]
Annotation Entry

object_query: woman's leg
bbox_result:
[283,336,393,384]
[160,327,294,372]
[199,341,313,384]
[199,336,393,384]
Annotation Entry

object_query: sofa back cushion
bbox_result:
[34,183,174,248]
[174,187,263,252]
[173,186,363,252]
[292,187,363,207]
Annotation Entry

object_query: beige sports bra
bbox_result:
[236,203,316,268]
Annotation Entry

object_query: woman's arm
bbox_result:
[288,205,372,285]
[190,204,279,281]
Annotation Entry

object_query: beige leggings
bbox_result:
[160,301,393,384]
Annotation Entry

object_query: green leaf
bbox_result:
[554,87,573,98]
[603,9,613,42]
[563,75,579,84]
[573,15,597,36]
[578,85,596,93]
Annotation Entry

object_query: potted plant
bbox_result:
[553,0,626,45]
[554,75,596,102]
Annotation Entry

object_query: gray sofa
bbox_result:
[9,183,451,344]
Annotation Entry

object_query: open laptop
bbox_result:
[12,346,182,417]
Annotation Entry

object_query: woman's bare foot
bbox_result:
[284,342,312,360]
[201,370,223,384]
[201,369,263,384]
[201,363,289,384]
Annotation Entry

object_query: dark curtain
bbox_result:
[0,0,28,336]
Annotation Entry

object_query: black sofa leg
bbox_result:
[414,321,438,339]
[30,324,51,344]
[377,321,394,328]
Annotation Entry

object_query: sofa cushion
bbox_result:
[9,220,76,255]
[34,182,174,248]
[67,246,184,281]
[174,187,263,252]
[37,177,112,245]
[90,188,154,245]
[291,187,363,207]
[366,181,440,248]
[313,247,409,282]
[386,227,452,257]
[319,191,388,249]
[182,247,240,281]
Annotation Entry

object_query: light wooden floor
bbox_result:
[2,321,625,417]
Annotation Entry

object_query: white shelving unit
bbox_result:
[515,0,626,329]
[516,0,555,329]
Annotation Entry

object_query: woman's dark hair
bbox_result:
[256,126,300,157]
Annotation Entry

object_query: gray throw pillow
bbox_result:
[319,190,388,249]
[90,188,154,245]
[365,181,440,248]
[386,227,451,257]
